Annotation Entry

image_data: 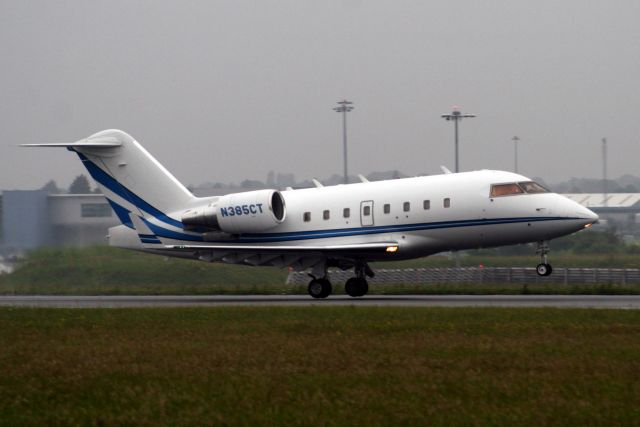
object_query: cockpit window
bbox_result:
[490,181,550,198]
[518,181,549,194]
[490,183,525,197]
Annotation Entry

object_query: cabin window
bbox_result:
[518,181,549,194]
[384,204,390,214]
[323,210,330,220]
[343,208,350,218]
[423,200,430,210]
[490,183,525,197]
[303,212,311,222]
[444,198,450,208]
[363,206,371,216]
[403,202,410,212]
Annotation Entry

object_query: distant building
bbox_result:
[0,190,118,253]
[562,193,640,234]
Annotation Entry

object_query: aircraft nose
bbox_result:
[583,206,599,223]
[564,198,599,224]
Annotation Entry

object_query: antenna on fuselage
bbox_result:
[312,179,324,188]
[357,174,370,183]
[440,165,453,174]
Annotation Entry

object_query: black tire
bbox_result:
[536,263,553,277]
[345,277,368,297]
[345,278,359,297]
[308,278,332,298]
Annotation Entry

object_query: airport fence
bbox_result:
[286,267,640,286]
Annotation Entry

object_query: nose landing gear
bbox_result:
[536,240,553,276]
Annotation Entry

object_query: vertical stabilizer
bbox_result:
[23,129,196,229]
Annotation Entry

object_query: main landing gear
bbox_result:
[307,262,374,299]
[344,277,368,297]
[307,277,332,299]
[344,262,373,297]
[536,240,553,276]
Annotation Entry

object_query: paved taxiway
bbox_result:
[0,295,639,308]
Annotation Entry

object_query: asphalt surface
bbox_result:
[0,295,639,308]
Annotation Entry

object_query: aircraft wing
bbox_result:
[158,241,399,269]
[164,241,398,254]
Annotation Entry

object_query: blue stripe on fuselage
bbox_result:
[230,216,576,243]
[140,237,161,242]
[141,215,578,244]
[141,217,204,242]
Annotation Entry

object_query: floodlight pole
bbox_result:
[512,136,520,173]
[602,137,607,207]
[440,107,476,268]
[441,108,476,173]
[333,100,354,184]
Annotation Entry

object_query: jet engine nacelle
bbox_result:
[181,189,286,234]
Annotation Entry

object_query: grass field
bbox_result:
[2,246,640,295]
[0,307,639,426]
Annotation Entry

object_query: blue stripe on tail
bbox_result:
[75,152,184,229]
[106,198,134,229]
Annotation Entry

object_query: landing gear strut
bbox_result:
[345,262,373,297]
[536,240,553,276]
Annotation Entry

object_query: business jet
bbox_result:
[23,129,598,298]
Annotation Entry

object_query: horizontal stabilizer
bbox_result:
[21,136,122,148]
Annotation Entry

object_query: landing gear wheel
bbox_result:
[536,263,553,277]
[308,278,332,299]
[345,277,369,297]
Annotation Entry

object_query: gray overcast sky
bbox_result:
[1,1,639,190]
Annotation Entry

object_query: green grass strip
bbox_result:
[0,307,639,426]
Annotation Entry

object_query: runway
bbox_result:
[1,295,639,308]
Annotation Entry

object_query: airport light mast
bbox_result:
[602,137,608,207]
[441,107,476,173]
[512,136,520,173]
[334,99,354,184]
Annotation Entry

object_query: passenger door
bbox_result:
[360,200,374,227]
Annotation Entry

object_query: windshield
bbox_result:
[518,181,549,193]
[490,183,524,197]
[490,181,549,198]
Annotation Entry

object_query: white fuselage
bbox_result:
[133,169,596,262]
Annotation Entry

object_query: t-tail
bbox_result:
[22,129,198,245]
